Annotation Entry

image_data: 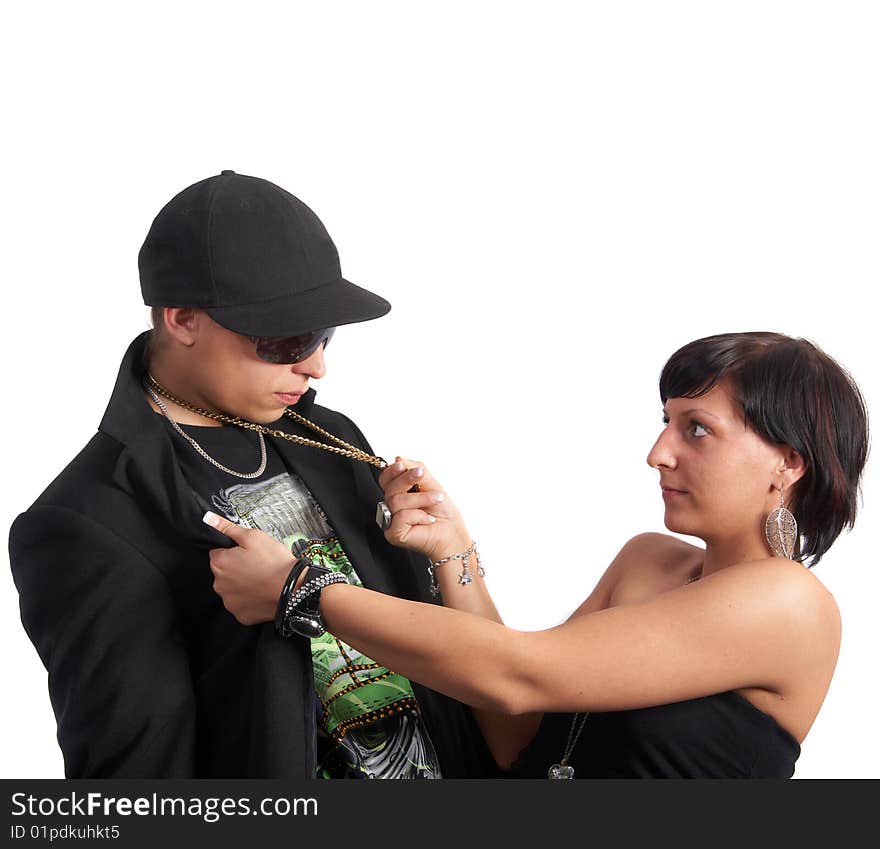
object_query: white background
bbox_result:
[2,2,877,779]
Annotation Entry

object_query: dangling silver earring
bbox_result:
[764,487,798,559]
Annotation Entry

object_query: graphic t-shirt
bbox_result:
[160,415,442,779]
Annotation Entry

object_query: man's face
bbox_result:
[185,312,328,423]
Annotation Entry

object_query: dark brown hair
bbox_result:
[659,332,869,566]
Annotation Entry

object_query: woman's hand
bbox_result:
[378,457,472,562]
[202,512,294,625]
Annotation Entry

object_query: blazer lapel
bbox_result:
[98,332,236,553]
[97,331,393,581]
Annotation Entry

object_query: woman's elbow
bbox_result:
[478,673,542,716]
[482,634,545,715]
[502,689,543,717]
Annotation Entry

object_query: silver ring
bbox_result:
[375,500,393,531]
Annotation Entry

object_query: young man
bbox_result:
[8,170,495,778]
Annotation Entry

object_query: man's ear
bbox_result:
[162,307,200,346]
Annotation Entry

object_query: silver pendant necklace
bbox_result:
[548,712,590,779]
[547,567,703,779]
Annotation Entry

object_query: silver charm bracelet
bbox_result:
[428,541,485,596]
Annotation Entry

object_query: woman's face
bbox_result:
[646,379,790,546]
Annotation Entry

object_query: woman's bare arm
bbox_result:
[317,556,837,717]
[205,492,837,748]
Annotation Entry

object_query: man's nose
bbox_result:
[294,343,327,379]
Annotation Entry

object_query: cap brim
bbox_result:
[203,278,391,337]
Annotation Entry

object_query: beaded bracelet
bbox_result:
[276,568,348,638]
[284,571,349,612]
[427,541,485,596]
[275,541,349,638]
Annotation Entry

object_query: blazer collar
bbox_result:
[99,331,317,446]
[96,332,381,579]
[98,332,321,551]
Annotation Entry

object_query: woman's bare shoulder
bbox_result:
[566,533,702,619]
[605,533,705,607]
[621,532,703,563]
[618,533,705,580]
[717,556,840,627]
[721,559,841,733]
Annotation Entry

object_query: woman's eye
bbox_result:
[690,421,708,438]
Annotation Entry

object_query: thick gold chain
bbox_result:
[144,374,387,469]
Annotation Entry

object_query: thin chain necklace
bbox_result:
[144,373,388,476]
[145,382,269,478]
[547,567,703,779]
[548,712,590,779]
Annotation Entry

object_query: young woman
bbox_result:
[206,332,868,778]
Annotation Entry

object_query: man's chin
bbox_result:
[247,406,288,425]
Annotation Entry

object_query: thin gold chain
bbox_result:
[144,374,387,470]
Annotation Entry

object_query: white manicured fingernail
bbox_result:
[432,493,445,503]
[413,467,424,477]
[203,511,221,528]
[428,516,437,523]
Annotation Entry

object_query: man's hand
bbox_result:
[203,512,295,625]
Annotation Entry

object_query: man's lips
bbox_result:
[661,484,689,497]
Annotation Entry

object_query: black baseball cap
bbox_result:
[138,170,391,337]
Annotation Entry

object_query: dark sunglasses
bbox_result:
[246,327,336,364]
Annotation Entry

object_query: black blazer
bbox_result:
[8,331,496,778]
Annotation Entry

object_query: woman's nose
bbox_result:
[646,429,677,470]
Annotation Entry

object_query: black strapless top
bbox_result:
[510,690,801,779]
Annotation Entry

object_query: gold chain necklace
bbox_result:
[144,373,388,470]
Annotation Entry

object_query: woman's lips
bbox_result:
[275,392,302,404]
[661,485,688,499]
